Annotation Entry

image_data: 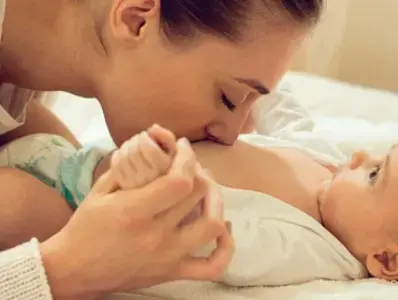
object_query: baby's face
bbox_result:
[318,145,398,279]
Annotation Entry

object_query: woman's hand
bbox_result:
[40,139,234,299]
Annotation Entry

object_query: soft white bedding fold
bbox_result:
[108,279,398,300]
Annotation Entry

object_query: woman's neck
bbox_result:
[0,0,105,96]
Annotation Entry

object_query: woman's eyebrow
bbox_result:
[235,78,270,95]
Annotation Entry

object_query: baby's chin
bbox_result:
[317,163,347,205]
[316,179,335,224]
[316,179,332,205]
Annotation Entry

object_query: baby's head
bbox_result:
[318,144,398,280]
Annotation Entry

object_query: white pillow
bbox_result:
[280,71,398,123]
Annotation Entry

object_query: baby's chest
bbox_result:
[267,148,331,221]
[230,148,329,222]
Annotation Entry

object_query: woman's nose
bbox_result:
[207,97,256,144]
[207,110,251,145]
[349,150,370,169]
[206,121,241,145]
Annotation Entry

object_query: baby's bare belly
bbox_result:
[193,141,332,222]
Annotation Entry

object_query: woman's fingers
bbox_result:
[175,226,235,280]
[90,168,118,195]
[159,172,208,227]
[177,217,224,252]
[201,171,224,221]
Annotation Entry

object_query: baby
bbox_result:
[1,92,398,287]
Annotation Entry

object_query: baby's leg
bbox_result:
[110,124,177,190]
[0,134,78,249]
[92,125,202,224]
[0,127,179,250]
[0,168,72,250]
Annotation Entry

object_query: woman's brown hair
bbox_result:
[161,0,323,42]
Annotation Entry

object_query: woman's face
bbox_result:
[97,10,309,146]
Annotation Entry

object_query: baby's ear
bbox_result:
[366,245,398,280]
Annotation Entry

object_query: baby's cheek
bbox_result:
[320,183,346,224]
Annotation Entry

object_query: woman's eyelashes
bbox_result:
[221,93,236,112]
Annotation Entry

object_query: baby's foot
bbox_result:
[110,125,176,189]
[91,125,204,226]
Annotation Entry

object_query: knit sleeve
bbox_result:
[0,239,53,300]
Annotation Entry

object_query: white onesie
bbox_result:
[216,186,367,287]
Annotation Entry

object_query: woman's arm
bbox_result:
[0,100,80,148]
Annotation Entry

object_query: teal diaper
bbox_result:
[58,147,106,209]
[0,134,106,209]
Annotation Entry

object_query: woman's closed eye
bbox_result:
[368,165,381,185]
[221,93,236,112]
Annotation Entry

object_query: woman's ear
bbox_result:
[109,0,160,42]
[366,245,398,280]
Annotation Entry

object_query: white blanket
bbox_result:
[45,71,398,299]
[108,279,397,300]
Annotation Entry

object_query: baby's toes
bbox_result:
[111,135,140,188]
[135,131,172,179]
[148,124,177,157]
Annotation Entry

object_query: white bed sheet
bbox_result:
[46,71,398,299]
[108,279,398,300]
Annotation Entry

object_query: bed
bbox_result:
[46,71,398,300]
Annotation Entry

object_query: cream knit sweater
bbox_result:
[0,239,52,299]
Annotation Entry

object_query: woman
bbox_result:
[0,0,323,299]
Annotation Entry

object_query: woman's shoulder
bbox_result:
[0,83,41,135]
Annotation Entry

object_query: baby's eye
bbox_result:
[221,93,236,112]
[368,165,381,184]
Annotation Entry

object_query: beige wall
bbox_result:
[291,0,398,92]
